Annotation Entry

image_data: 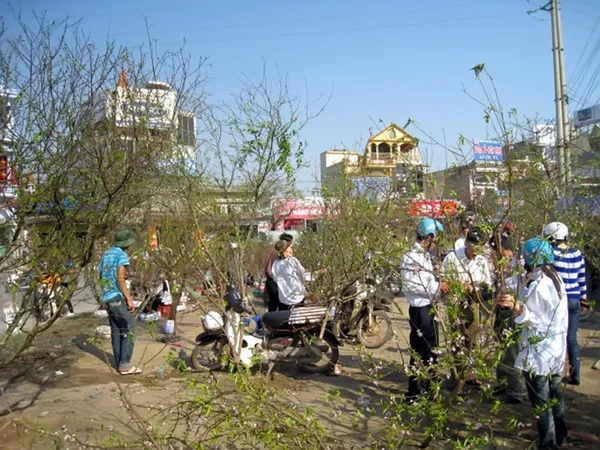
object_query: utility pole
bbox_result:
[543,0,569,187]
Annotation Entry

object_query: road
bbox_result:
[0,276,99,335]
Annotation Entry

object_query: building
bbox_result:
[0,85,19,254]
[425,140,507,209]
[320,123,425,199]
[91,71,198,172]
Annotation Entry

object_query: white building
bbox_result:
[91,72,198,172]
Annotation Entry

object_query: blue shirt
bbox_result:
[98,247,130,302]
[553,247,587,302]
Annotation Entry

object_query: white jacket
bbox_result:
[272,256,307,306]
[514,269,568,376]
[400,242,440,307]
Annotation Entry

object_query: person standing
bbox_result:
[400,218,448,399]
[498,238,568,449]
[98,229,141,375]
[442,227,494,385]
[264,233,293,312]
[490,234,526,403]
[454,222,470,252]
[543,222,586,386]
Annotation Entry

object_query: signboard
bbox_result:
[273,198,327,220]
[473,140,503,162]
[573,104,600,129]
[409,200,458,217]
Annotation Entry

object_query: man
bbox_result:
[454,222,470,252]
[264,233,294,312]
[400,218,448,399]
[490,234,526,403]
[98,229,141,375]
[543,221,586,385]
[442,227,494,384]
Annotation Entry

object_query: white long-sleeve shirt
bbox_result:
[441,247,493,288]
[514,269,568,376]
[272,256,307,306]
[400,242,440,307]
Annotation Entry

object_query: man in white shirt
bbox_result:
[498,238,568,449]
[454,222,470,252]
[442,227,494,384]
[400,218,449,398]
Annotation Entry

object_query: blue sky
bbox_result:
[2,0,599,192]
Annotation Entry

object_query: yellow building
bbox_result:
[320,123,425,197]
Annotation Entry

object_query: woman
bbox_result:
[498,238,568,449]
[272,239,307,310]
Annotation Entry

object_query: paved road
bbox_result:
[0,277,99,336]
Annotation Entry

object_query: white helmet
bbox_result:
[543,222,569,241]
[202,311,224,331]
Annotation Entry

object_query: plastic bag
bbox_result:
[95,325,111,339]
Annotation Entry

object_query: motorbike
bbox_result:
[191,285,340,376]
[333,268,394,349]
[30,274,64,322]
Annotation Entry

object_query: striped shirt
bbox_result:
[552,247,587,302]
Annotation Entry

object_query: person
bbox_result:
[543,221,586,386]
[442,227,494,385]
[271,238,306,310]
[400,218,449,399]
[98,229,141,375]
[454,222,470,252]
[60,260,76,317]
[264,233,294,312]
[490,234,526,403]
[498,238,568,450]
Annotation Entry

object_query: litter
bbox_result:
[95,325,111,339]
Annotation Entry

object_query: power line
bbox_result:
[154,11,523,47]
[101,0,492,38]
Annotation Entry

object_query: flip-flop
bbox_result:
[119,367,142,375]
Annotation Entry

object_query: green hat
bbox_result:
[114,229,136,248]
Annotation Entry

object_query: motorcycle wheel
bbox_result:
[191,339,227,372]
[580,304,595,323]
[357,310,393,349]
[300,332,339,374]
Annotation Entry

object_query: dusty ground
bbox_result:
[1,298,599,449]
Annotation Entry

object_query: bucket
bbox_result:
[158,305,172,318]
[164,319,175,334]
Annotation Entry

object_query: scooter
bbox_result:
[191,285,340,376]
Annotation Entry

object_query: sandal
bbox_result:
[119,366,142,375]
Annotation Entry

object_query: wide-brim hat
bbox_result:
[114,229,136,248]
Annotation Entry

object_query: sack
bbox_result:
[161,280,173,305]
[94,309,109,318]
[95,325,111,339]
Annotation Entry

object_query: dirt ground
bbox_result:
[1,298,599,449]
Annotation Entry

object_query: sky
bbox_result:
[2,0,599,192]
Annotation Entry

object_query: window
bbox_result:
[178,114,195,146]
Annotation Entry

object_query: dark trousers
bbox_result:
[265,277,280,312]
[523,372,568,449]
[566,299,581,383]
[408,304,438,396]
[106,296,136,371]
[494,308,526,400]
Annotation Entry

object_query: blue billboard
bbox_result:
[473,140,503,162]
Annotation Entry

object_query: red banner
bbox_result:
[409,200,458,217]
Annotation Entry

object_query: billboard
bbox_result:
[409,200,458,217]
[573,104,600,129]
[473,140,503,162]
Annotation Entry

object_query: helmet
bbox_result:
[502,220,517,234]
[203,311,224,331]
[417,218,444,237]
[522,238,554,267]
[543,222,568,241]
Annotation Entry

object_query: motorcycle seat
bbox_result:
[261,310,291,329]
